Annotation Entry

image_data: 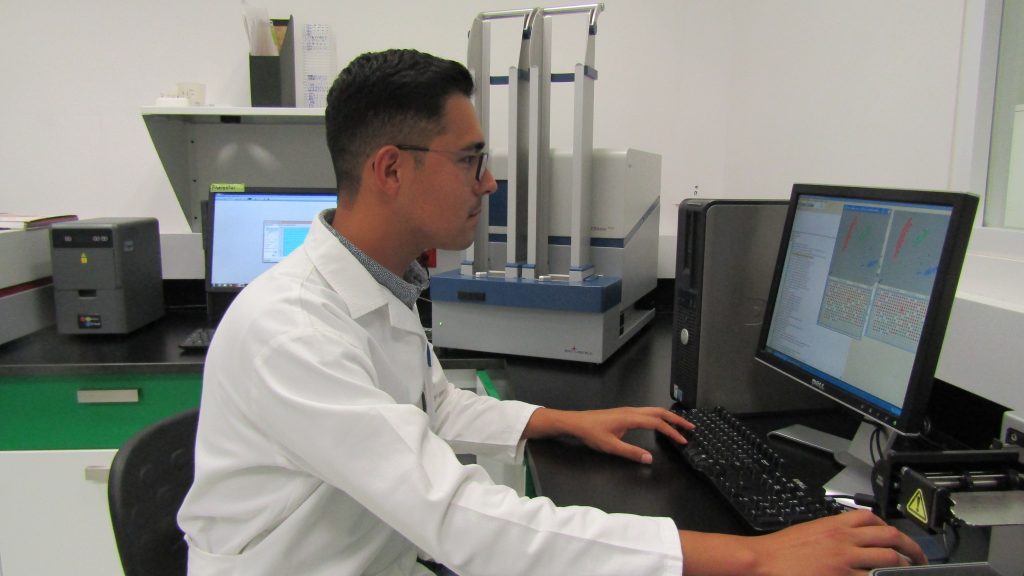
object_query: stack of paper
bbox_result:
[297,22,336,108]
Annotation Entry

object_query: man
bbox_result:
[179,49,925,575]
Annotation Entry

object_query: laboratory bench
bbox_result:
[0,308,990,574]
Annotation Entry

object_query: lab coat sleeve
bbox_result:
[423,344,539,463]
[246,329,682,576]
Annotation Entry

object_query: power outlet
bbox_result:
[1002,411,1024,447]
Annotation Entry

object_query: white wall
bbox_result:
[0,0,967,237]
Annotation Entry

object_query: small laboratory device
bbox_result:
[50,217,164,334]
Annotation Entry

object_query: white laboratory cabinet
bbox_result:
[0,450,122,576]
[0,371,202,576]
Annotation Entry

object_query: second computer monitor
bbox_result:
[206,189,337,293]
[756,184,977,436]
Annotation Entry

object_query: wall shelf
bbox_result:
[142,107,334,232]
[142,106,325,124]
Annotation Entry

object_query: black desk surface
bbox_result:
[504,313,859,533]
[0,309,208,375]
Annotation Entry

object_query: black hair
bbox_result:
[325,49,475,197]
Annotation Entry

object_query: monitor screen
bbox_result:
[206,189,337,292]
[756,184,977,435]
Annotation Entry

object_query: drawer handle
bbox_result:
[76,389,140,404]
[84,466,110,483]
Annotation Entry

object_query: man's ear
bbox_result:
[369,145,404,199]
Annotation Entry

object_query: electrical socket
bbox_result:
[1002,411,1024,447]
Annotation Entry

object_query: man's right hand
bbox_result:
[678,509,926,576]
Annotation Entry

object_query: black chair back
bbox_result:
[108,407,199,576]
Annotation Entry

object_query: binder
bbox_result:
[249,17,295,107]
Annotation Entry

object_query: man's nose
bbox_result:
[477,168,498,196]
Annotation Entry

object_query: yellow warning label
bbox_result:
[80,252,88,264]
[906,488,929,525]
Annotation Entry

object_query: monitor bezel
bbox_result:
[754,183,978,435]
[204,187,337,293]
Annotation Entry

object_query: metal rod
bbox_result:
[476,8,540,39]
[541,3,605,28]
[924,471,1011,490]
[478,8,534,20]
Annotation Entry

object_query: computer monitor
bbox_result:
[755,184,978,495]
[206,189,336,293]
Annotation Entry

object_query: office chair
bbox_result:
[108,407,199,576]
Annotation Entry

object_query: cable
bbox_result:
[911,416,950,450]
[166,303,208,311]
[941,520,961,558]
[828,492,878,508]
[867,421,885,465]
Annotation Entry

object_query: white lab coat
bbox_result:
[177,213,683,576]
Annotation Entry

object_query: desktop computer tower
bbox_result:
[670,199,829,413]
[51,217,164,334]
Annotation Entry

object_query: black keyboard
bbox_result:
[179,327,216,351]
[669,406,846,532]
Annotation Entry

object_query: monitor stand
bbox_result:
[769,421,896,502]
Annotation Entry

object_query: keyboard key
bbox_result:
[179,327,216,351]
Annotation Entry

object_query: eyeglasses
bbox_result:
[395,144,490,182]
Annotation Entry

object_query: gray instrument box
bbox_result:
[51,217,164,334]
[670,199,829,413]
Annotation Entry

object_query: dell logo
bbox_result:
[810,378,825,391]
